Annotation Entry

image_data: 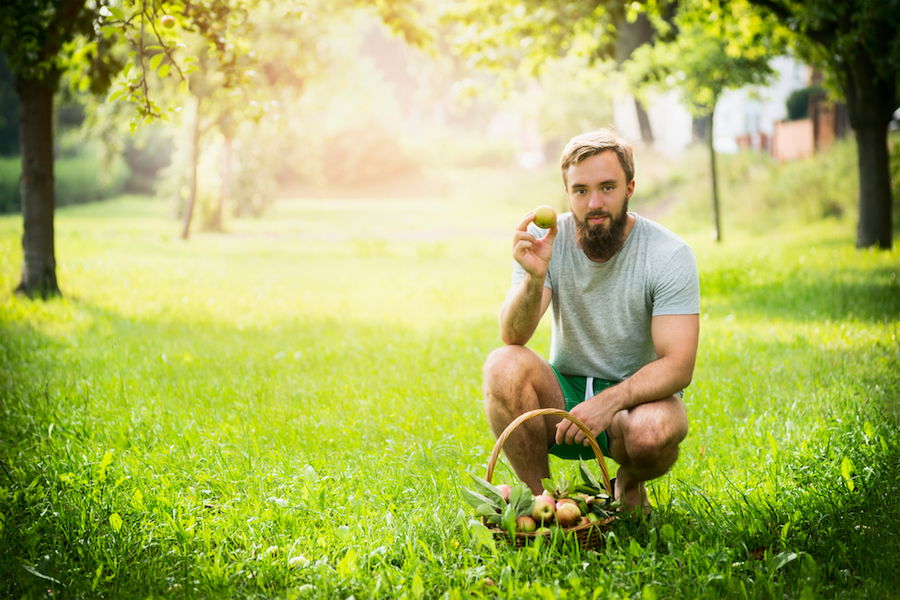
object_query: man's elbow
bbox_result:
[500,331,529,346]
[676,362,695,390]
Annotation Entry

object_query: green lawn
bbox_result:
[1,162,899,599]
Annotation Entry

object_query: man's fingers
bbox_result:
[556,418,592,446]
[542,223,559,246]
[512,230,535,248]
[515,213,536,232]
[555,419,579,445]
[512,240,533,259]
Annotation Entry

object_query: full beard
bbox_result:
[574,200,630,262]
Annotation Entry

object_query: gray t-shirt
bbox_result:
[511,212,700,381]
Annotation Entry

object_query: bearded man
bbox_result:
[482,128,701,515]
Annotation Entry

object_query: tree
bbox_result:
[0,0,432,297]
[626,2,781,241]
[740,0,899,249]
[0,0,245,297]
[442,0,678,145]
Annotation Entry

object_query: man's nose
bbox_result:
[589,192,602,210]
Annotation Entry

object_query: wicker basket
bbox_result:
[484,408,616,549]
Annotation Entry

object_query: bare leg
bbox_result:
[482,345,565,494]
[606,395,688,515]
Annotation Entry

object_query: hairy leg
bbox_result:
[606,395,688,515]
[482,346,565,494]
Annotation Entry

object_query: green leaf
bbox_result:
[467,519,496,552]
[108,6,125,21]
[579,460,602,489]
[474,503,499,518]
[149,53,164,74]
[109,512,123,534]
[158,63,170,78]
[511,487,535,518]
[773,551,798,572]
[336,548,357,578]
[840,456,855,491]
[501,503,517,540]
[863,421,875,439]
[101,26,119,39]
[411,573,424,600]
[540,477,556,494]
[508,483,522,507]
[461,487,496,511]
[468,474,505,506]
[21,564,64,586]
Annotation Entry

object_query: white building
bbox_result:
[613,56,810,155]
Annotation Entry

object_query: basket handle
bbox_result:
[485,408,614,497]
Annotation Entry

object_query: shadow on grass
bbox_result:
[654,420,900,598]
[702,261,900,323]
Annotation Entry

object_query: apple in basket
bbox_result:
[516,515,537,533]
[531,494,556,524]
[497,484,512,502]
[555,501,582,528]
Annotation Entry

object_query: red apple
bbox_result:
[516,515,537,532]
[555,501,582,528]
[531,494,556,524]
[497,484,512,502]
[161,14,176,28]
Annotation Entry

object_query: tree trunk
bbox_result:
[841,55,895,249]
[615,13,655,146]
[214,130,232,232]
[708,106,722,243]
[180,95,201,240]
[15,74,60,297]
[634,98,654,146]
[693,115,710,144]
[854,123,893,249]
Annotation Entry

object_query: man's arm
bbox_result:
[556,313,700,444]
[499,214,557,346]
[500,279,553,345]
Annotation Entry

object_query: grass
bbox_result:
[1,146,899,599]
[0,154,129,214]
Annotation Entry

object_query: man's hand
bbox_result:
[555,392,619,446]
[553,313,699,448]
[513,212,557,280]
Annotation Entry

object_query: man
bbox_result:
[482,128,700,515]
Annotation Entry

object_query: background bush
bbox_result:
[0,153,129,214]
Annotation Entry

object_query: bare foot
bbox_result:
[614,473,652,517]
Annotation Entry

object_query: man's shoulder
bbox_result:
[634,214,693,253]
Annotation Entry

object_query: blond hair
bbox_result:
[560,128,635,189]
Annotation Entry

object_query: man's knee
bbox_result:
[483,345,532,392]
[617,398,688,467]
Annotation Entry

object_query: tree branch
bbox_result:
[743,0,835,48]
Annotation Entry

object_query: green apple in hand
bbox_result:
[533,205,557,229]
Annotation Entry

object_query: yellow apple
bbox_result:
[533,205,557,229]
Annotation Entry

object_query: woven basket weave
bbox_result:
[484,408,616,549]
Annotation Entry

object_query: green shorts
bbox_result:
[547,364,615,461]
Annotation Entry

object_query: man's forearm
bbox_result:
[599,355,693,414]
[499,276,546,345]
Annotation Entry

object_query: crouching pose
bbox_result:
[482,128,700,515]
